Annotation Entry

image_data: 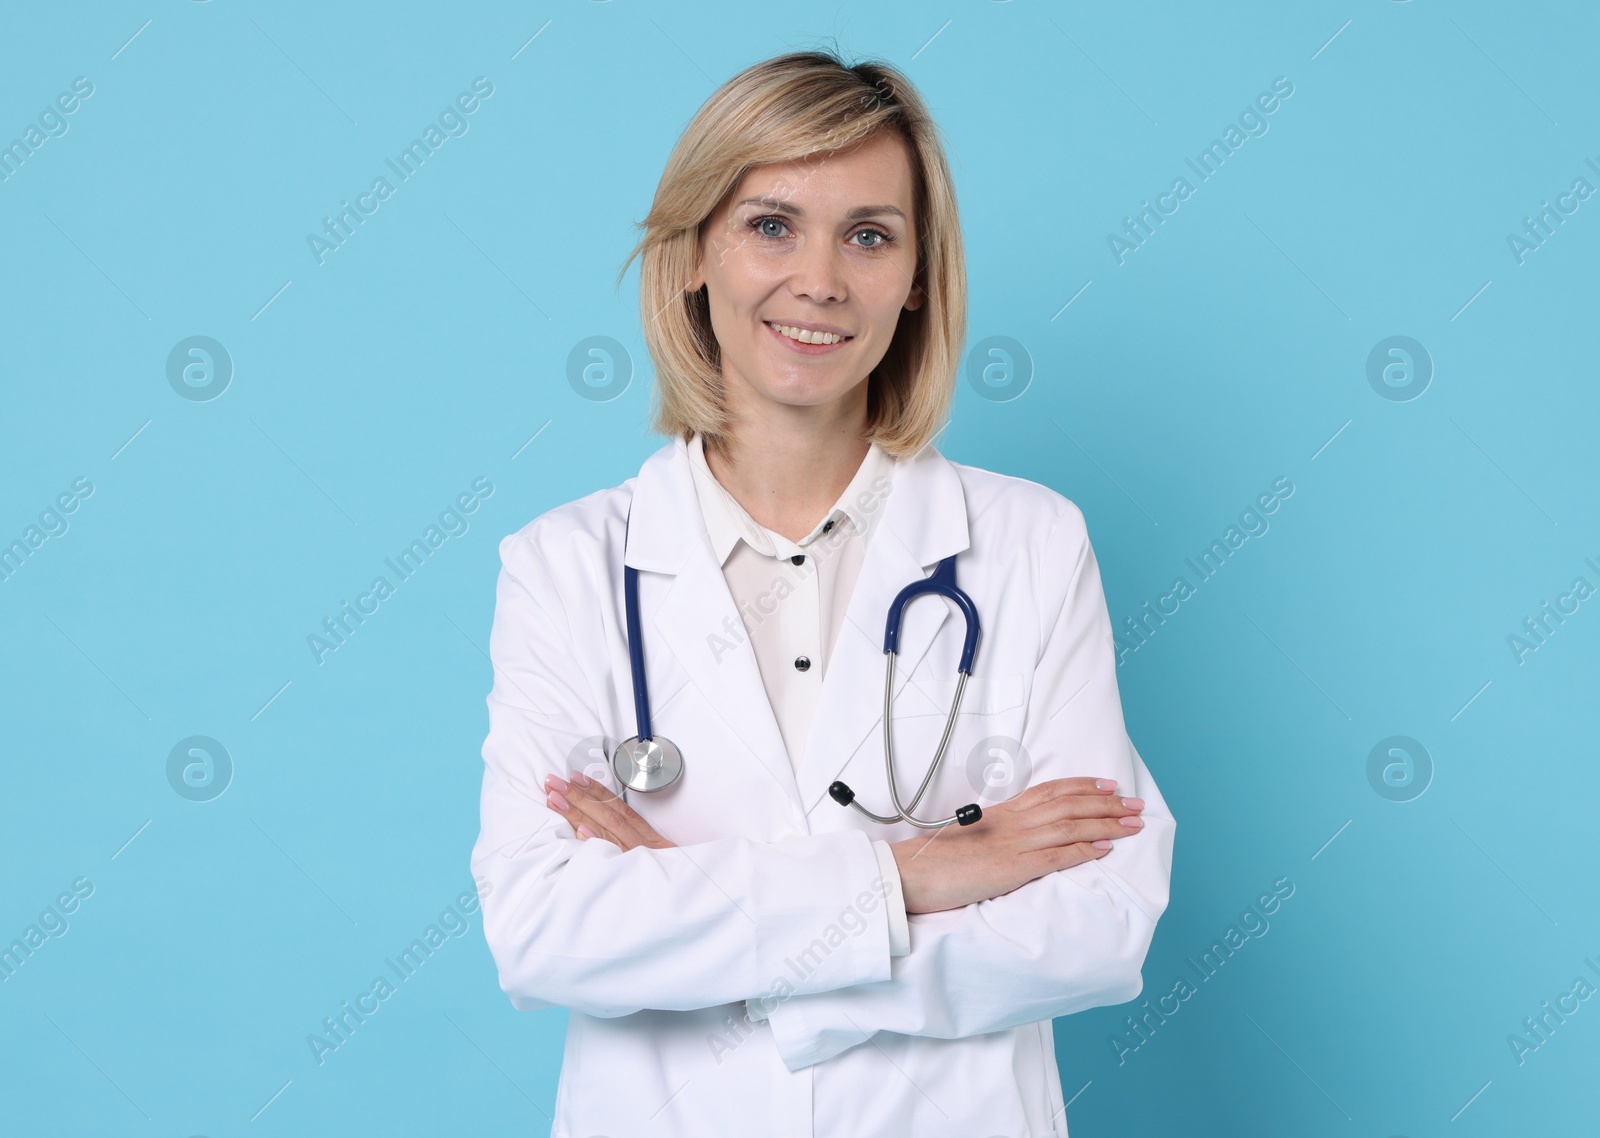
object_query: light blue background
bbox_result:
[3,1,1597,1134]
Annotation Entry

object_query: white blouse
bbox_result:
[684,431,911,958]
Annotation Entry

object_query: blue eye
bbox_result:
[747,216,896,250]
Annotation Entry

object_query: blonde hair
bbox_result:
[617,48,966,460]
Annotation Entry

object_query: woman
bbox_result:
[470,50,1175,1138]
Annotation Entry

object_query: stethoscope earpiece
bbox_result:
[830,779,983,827]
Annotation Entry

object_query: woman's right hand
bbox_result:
[889,778,1144,915]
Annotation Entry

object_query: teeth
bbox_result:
[770,322,846,345]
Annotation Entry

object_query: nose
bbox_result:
[788,236,847,304]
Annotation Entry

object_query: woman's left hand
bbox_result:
[544,770,676,852]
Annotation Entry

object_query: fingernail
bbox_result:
[571,770,592,787]
[548,790,570,811]
[1119,815,1143,829]
[1095,779,1117,792]
[546,775,569,793]
[1091,839,1113,849]
[1122,797,1144,811]
[577,824,594,839]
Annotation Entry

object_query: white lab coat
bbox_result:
[470,434,1176,1138]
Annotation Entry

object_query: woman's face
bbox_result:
[687,130,925,423]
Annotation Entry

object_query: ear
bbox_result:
[903,281,926,312]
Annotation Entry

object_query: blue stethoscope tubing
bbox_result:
[613,545,686,793]
[615,501,986,829]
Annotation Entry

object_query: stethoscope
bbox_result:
[613,503,986,829]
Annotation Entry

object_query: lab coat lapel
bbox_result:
[794,441,971,817]
[624,437,803,809]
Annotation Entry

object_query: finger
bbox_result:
[547,788,619,846]
[1009,841,1107,882]
[564,775,634,824]
[564,774,668,849]
[1017,791,1145,826]
[569,768,608,794]
[1047,841,1114,869]
[567,770,672,845]
[548,770,618,801]
[544,786,584,827]
[1055,814,1145,847]
[608,801,671,849]
[1010,776,1120,809]
[1005,808,1143,855]
[560,775,631,828]
[556,770,673,850]
[565,771,620,806]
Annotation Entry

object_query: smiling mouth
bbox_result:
[765,321,853,346]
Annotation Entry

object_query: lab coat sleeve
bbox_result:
[470,527,896,1019]
[760,502,1176,1070]
[873,839,912,956]
[745,839,908,1024]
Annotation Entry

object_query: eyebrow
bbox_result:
[734,196,906,222]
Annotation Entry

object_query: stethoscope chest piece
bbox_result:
[612,734,684,793]
[616,508,685,794]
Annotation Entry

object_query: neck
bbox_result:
[702,401,871,545]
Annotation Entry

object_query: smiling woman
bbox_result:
[686,131,925,420]
[619,51,966,476]
[470,47,1174,1138]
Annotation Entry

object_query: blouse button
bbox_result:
[794,656,811,672]
[791,554,805,565]
[822,519,835,533]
